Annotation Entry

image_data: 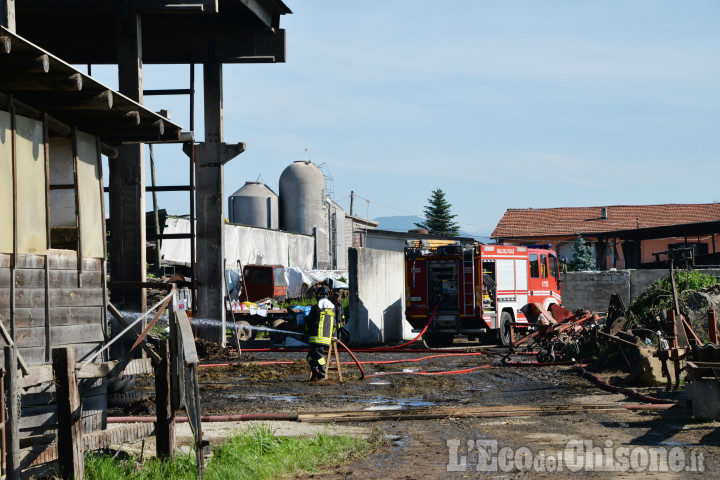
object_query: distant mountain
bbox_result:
[465,233,494,244]
[373,215,424,232]
[374,215,425,232]
[373,215,494,243]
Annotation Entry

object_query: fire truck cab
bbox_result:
[405,243,563,348]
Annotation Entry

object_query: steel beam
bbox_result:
[109,4,146,315]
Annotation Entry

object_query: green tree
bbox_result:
[415,188,460,236]
[568,235,594,271]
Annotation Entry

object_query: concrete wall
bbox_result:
[561,270,631,312]
[562,269,720,312]
[348,247,406,345]
[628,270,666,301]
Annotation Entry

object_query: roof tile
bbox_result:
[491,203,720,239]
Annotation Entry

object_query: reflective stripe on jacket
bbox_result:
[307,306,335,345]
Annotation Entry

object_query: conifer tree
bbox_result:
[568,235,594,271]
[415,188,460,236]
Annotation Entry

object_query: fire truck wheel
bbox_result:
[422,331,454,348]
[237,321,255,342]
[499,311,513,346]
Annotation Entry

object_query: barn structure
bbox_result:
[0,24,187,476]
[0,0,291,475]
[10,0,292,344]
[0,24,183,363]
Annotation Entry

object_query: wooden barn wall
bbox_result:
[0,95,115,444]
[0,251,107,436]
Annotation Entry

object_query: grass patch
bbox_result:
[85,424,373,480]
[280,296,350,319]
[279,297,317,309]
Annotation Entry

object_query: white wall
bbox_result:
[161,217,315,269]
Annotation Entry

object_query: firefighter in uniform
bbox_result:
[306,286,335,380]
[330,291,349,344]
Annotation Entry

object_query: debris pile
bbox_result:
[195,338,238,361]
[512,259,720,409]
[512,303,602,363]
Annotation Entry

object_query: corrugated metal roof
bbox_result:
[13,0,291,64]
[0,26,185,146]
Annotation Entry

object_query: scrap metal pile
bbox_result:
[509,302,602,363]
[510,247,720,395]
[509,292,706,390]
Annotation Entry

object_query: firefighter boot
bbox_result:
[317,364,327,380]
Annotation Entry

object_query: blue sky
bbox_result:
[97,1,720,237]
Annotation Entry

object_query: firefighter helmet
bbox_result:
[315,286,330,299]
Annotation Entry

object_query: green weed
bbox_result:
[84,424,370,480]
[628,270,718,325]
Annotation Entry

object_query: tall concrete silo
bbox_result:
[228,181,279,229]
[279,161,327,235]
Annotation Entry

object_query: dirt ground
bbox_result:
[115,339,720,479]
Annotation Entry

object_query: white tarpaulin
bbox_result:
[76,130,104,259]
[161,217,315,270]
[285,268,348,298]
[224,266,349,300]
[15,115,47,254]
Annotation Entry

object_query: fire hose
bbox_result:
[574,366,669,404]
[377,304,439,350]
[334,338,365,379]
[107,413,298,424]
[198,352,487,369]
[198,304,575,378]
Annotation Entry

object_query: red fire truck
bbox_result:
[405,243,564,347]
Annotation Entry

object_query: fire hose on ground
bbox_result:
[377,304,439,350]
[107,413,299,424]
[574,365,670,404]
[198,352,488,369]
[196,307,684,398]
[106,402,675,425]
[206,305,441,379]
[334,337,365,379]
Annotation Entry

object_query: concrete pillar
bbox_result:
[195,60,244,344]
[347,247,406,345]
[109,5,146,312]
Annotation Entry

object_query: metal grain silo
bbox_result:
[228,181,278,229]
[279,161,327,236]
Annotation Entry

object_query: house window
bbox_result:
[529,254,539,278]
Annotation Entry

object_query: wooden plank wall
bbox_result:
[0,250,107,438]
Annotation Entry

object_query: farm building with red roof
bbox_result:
[491,203,720,270]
